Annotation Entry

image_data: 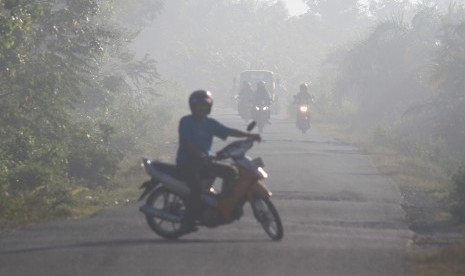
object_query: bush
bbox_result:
[67,124,123,188]
[0,159,75,223]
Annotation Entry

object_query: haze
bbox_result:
[1,0,465,275]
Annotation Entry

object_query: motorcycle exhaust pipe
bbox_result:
[139,205,182,223]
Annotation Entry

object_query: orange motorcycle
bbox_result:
[138,122,283,241]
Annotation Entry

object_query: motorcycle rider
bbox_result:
[294,82,314,105]
[177,90,261,233]
[252,81,272,123]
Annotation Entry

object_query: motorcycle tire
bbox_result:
[145,187,186,239]
[251,193,284,241]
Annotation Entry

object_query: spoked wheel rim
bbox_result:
[252,195,283,241]
[146,188,186,238]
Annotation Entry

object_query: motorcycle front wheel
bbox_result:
[145,187,186,239]
[251,193,283,241]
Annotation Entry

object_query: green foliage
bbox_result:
[0,0,163,224]
[314,2,465,224]
[0,157,73,223]
[372,122,448,164]
[317,2,465,165]
[428,5,465,159]
[67,124,123,188]
[114,0,164,27]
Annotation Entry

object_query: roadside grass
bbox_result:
[68,150,176,221]
[412,243,465,276]
[0,162,146,231]
[0,153,164,232]
[313,120,465,276]
[363,143,451,199]
[315,121,450,213]
[69,168,145,220]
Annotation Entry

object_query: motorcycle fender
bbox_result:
[247,180,272,201]
[138,179,159,201]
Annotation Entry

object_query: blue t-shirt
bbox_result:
[176,115,233,166]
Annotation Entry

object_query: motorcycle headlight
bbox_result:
[299,105,308,112]
[263,106,269,110]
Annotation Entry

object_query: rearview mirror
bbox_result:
[247,121,256,132]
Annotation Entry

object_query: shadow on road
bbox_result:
[0,237,270,255]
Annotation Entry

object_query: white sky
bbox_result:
[280,0,425,17]
[281,0,309,16]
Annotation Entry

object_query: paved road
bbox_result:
[0,109,412,276]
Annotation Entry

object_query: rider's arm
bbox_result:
[229,129,261,142]
[209,118,261,142]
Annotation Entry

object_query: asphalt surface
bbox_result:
[0,109,413,276]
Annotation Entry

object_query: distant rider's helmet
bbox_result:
[189,90,213,114]
[299,83,308,93]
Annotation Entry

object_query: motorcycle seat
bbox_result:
[150,161,184,181]
[150,160,215,188]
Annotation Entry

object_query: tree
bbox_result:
[132,0,293,99]
[321,3,442,127]
[427,3,465,159]
[0,0,163,222]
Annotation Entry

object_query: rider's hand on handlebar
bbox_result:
[248,133,261,142]
[200,153,215,165]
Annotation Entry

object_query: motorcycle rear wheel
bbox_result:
[145,187,186,239]
[251,194,283,241]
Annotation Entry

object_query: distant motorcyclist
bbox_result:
[177,90,261,233]
[294,82,314,105]
[294,83,313,133]
[252,81,272,123]
[252,81,272,105]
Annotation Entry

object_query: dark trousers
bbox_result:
[177,162,237,224]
